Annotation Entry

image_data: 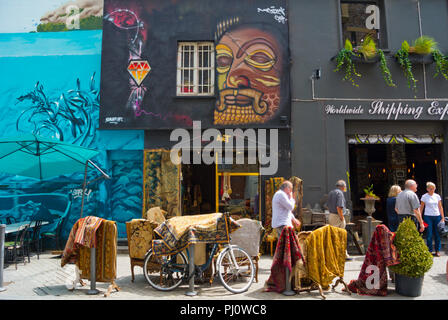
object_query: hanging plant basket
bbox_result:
[407,53,434,65]
[351,54,381,64]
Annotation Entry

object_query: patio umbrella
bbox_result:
[0,133,109,217]
[0,134,100,180]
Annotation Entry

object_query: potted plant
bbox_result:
[334,37,395,87]
[362,184,380,200]
[396,36,448,91]
[334,39,361,87]
[389,217,433,297]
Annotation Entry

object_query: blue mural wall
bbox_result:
[0,0,144,242]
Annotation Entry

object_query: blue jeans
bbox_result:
[424,215,442,252]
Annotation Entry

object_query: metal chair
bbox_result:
[41,217,65,251]
[4,223,30,269]
[6,217,16,224]
[26,220,43,259]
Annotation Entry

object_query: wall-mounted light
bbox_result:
[382,168,386,173]
[313,68,321,80]
[435,159,438,165]
[368,173,371,179]
[408,168,411,173]
[412,163,415,169]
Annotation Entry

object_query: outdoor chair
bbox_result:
[125,207,167,282]
[6,217,16,224]
[293,231,327,299]
[229,218,264,282]
[4,223,30,269]
[26,220,43,259]
[41,216,65,251]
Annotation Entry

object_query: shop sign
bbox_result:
[325,100,448,120]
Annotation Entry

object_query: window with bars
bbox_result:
[177,42,215,96]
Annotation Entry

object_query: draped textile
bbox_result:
[78,220,118,282]
[143,149,180,219]
[61,216,104,267]
[74,216,103,248]
[144,206,167,227]
[347,225,400,296]
[152,213,240,256]
[127,219,153,260]
[305,225,347,289]
[265,226,303,293]
[62,218,118,282]
[264,177,285,232]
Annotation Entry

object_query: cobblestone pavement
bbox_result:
[1,251,447,300]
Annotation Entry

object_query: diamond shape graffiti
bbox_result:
[127,60,151,86]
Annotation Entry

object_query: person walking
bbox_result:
[386,185,401,232]
[272,181,301,238]
[421,182,445,257]
[395,179,425,233]
[327,180,351,260]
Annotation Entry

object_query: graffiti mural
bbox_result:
[100,0,289,129]
[0,0,144,241]
[214,21,286,125]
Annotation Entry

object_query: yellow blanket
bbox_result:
[305,225,347,289]
[78,219,117,282]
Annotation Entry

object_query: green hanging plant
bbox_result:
[378,49,395,87]
[412,35,437,55]
[334,39,361,87]
[395,40,417,91]
[432,49,448,80]
[389,217,433,278]
[334,37,395,87]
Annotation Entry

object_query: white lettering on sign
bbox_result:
[368,100,423,120]
[324,100,448,120]
[325,105,364,115]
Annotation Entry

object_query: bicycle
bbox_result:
[143,214,255,294]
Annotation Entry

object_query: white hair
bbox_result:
[405,179,417,189]
[427,182,436,189]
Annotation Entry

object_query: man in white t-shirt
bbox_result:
[272,181,301,238]
[421,182,445,257]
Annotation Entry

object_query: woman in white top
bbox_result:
[420,182,445,257]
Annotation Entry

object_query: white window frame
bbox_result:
[177,42,215,96]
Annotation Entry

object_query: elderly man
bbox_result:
[395,179,425,233]
[327,180,348,229]
[272,181,301,238]
[327,180,351,260]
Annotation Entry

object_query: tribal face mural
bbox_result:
[100,0,289,129]
[215,25,283,125]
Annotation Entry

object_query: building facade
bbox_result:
[290,0,448,223]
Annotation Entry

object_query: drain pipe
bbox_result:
[416,0,428,100]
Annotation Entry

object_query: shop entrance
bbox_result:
[348,143,443,225]
[181,162,216,215]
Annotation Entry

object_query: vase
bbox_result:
[395,273,424,297]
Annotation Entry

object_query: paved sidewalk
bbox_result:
[1,251,447,300]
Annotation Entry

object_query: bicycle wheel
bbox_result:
[217,245,254,294]
[143,249,188,291]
